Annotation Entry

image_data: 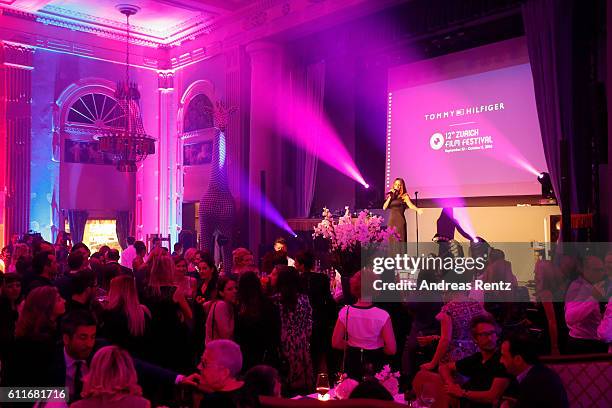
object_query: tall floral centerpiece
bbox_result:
[313,207,398,301]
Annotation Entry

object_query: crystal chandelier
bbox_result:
[97,4,155,172]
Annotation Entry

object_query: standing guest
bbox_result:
[420,290,486,371]
[192,254,219,356]
[274,267,313,395]
[70,346,150,408]
[98,246,111,263]
[99,249,132,291]
[195,254,219,303]
[57,251,88,300]
[383,177,423,242]
[235,272,281,370]
[439,314,512,408]
[500,335,568,408]
[0,273,22,363]
[65,269,101,320]
[3,286,66,387]
[401,267,443,389]
[205,276,238,343]
[99,275,151,358]
[533,260,569,355]
[294,250,336,374]
[332,271,396,381]
[564,255,608,353]
[172,242,183,257]
[263,260,288,296]
[232,247,256,277]
[173,256,197,300]
[141,255,192,371]
[273,237,294,267]
[132,241,147,274]
[55,231,72,273]
[183,247,199,277]
[23,250,59,296]
[7,243,30,273]
[120,237,137,269]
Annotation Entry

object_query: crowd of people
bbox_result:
[0,232,610,407]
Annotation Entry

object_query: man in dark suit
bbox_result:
[97,249,132,290]
[500,334,568,408]
[57,311,199,403]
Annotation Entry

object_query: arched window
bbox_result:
[183,93,214,133]
[66,93,125,130]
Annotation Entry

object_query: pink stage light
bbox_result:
[238,174,296,237]
[275,82,368,189]
[509,154,542,178]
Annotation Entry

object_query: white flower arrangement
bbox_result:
[313,207,398,252]
[374,365,400,396]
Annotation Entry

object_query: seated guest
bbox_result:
[349,378,394,401]
[196,339,245,407]
[71,345,150,408]
[243,365,282,400]
[99,275,151,358]
[564,255,608,353]
[439,314,512,408]
[205,276,238,343]
[500,335,568,408]
[332,270,396,381]
[2,286,65,387]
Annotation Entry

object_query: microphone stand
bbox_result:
[415,191,419,257]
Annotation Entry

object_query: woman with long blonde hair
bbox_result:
[71,345,150,408]
[141,254,193,371]
[100,276,151,357]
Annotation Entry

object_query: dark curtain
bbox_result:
[116,211,131,250]
[522,0,575,212]
[67,210,89,244]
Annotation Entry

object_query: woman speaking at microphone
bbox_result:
[383,177,423,242]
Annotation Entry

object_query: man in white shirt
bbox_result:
[120,236,137,269]
[564,255,608,354]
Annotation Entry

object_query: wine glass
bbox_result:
[316,373,330,401]
[419,383,436,408]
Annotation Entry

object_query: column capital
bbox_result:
[1,42,35,69]
[245,41,282,61]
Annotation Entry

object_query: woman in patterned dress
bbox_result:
[420,290,486,371]
[273,266,313,396]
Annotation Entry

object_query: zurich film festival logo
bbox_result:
[429,133,444,150]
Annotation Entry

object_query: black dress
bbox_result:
[387,197,408,242]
